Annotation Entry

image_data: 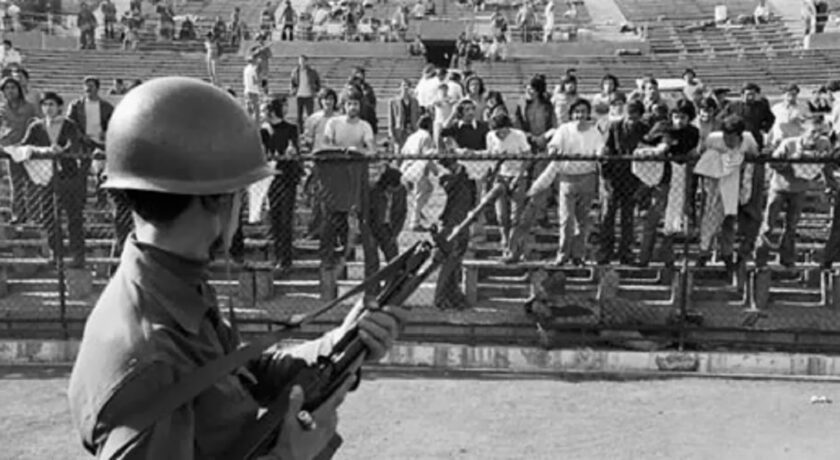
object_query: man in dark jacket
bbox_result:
[434,161,476,310]
[67,75,119,250]
[289,54,321,131]
[20,92,89,267]
[260,96,301,271]
[369,166,407,262]
[598,99,649,265]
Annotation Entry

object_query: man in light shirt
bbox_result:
[757,115,832,268]
[528,99,603,266]
[323,90,376,154]
[302,88,339,237]
[768,83,810,148]
[303,88,339,152]
[415,65,440,112]
[485,112,531,259]
[242,54,261,123]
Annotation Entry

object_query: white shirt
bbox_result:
[243,64,260,95]
[486,128,530,177]
[399,129,436,183]
[323,115,375,153]
[297,67,312,98]
[415,76,439,109]
[769,100,810,145]
[0,47,22,66]
[446,81,463,101]
[527,122,601,195]
[84,99,103,140]
[304,110,337,151]
[433,95,454,125]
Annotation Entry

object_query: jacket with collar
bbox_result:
[388,95,421,137]
[290,65,321,95]
[66,96,115,148]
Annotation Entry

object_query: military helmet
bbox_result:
[102,76,274,195]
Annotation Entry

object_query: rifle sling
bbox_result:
[110,246,419,443]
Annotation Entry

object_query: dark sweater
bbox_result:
[602,118,650,183]
[20,117,86,180]
[260,120,301,182]
[440,120,489,151]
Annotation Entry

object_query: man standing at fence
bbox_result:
[290,54,321,132]
[717,82,775,265]
[694,115,756,271]
[18,92,88,267]
[756,115,832,268]
[598,98,648,265]
[528,99,603,266]
[261,96,302,273]
[322,90,378,292]
[0,76,37,224]
[66,76,115,218]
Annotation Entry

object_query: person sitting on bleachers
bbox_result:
[754,0,771,24]
[756,114,832,268]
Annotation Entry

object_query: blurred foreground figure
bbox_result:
[67,77,402,459]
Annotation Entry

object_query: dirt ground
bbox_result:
[2,366,840,460]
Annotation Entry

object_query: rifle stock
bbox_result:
[231,177,505,460]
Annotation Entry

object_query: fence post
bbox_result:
[52,156,68,340]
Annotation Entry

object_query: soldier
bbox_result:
[67,77,403,458]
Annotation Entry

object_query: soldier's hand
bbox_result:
[267,374,357,460]
[341,299,407,362]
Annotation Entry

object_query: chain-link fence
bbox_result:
[3,147,840,351]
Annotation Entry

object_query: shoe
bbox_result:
[571,257,585,267]
[695,254,710,268]
[619,256,635,266]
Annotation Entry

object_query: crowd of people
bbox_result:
[5,44,840,310]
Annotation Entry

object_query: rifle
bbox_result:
[226,177,506,460]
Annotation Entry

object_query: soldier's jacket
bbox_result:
[68,237,341,458]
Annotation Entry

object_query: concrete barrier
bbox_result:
[4,338,840,379]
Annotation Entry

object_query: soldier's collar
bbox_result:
[122,236,213,335]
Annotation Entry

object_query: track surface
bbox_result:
[1,366,840,459]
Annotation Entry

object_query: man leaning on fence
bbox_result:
[694,115,757,270]
[756,114,833,268]
[16,92,88,268]
[321,89,379,294]
[598,98,648,265]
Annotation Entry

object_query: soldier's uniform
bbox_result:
[68,237,340,457]
[66,77,384,458]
